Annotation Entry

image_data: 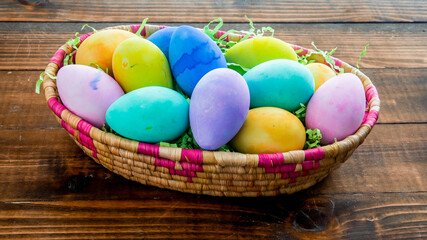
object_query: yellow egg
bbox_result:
[224,37,298,74]
[76,30,137,76]
[306,63,336,91]
[112,37,173,93]
[231,107,306,154]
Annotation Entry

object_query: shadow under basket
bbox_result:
[41,24,380,197]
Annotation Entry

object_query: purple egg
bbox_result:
[306,73,366,144]
[57,64,125,128]
[190,68,250,150]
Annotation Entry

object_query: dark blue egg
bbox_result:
[147,27,177,60]
[169,25,227,96]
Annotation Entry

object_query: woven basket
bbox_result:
[41,24,380,197]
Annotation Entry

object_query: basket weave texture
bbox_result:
[42,24,380,197]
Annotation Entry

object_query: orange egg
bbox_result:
[76,29,137,76]
[306,63,336,91]
[231,107,306,154]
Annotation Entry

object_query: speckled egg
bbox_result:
[169,25,227,96]
[243,59,315,112]
[56,64,125,128]
[225,37,298,74]
[306,73,366,144]
[147,27,177,60]
[190,68,250,150]
[112,37,173,93]
[231,107,306,154]
[106,86,189,143]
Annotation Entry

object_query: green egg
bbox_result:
[225,37,298,74]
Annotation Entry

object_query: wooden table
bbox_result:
[1,0,426,239]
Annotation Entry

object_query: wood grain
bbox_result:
[2,0,427,23]
[0,124,425,203]
[0,22,426,70]
[0,193,426,239]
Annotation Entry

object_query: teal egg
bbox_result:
[243,59,315,112]
[106,86,189,143]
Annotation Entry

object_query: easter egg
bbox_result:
[243,59,315,112]
[306,63,336,91]
[169,25,227,96]
[231,107,306,154]
[76,29,137,76]
[56,64,125,128]
[225,37,298,74]
[106,86,189,143]
[306,73,366,144]
[112,37,173,93]
[147,27,177,60]
[190,68,250,150]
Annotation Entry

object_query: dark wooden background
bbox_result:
[0,0,426,239]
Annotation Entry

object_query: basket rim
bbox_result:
[41,23,381,168]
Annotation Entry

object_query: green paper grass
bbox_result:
[357,44,370,69]
[304,129,323,150]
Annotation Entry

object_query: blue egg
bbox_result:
[169,25,227,96]
[106,86,189,143]
[147,27,177,60]
[243,59,315,112]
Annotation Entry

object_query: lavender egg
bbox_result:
[306,73,366,144]
[190,68,250,150]
[57,64,125,128]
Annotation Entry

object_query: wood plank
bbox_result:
[0,124,425,202]
[0,193,425,239]
[2,0,426,23]
[0,22,426,70]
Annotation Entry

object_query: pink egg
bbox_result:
[57,64,125,128]
[306,73,366,144]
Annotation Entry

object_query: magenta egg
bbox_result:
[57,64,125,128]
[190,68,250,150]
[306,73,366,144]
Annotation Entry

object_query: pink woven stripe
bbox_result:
[77,120,93,136]
[61,119,97,158]
[216,30,229,41]
[79,132,97,158]
[130,25,146,37]
[365,85,379,102]
[181,149,203,164]
[293,45,309,56]
[49,49,66,67]
[283,171,300,180]
[180,161,204,172]
[265,164,297,174]
[79,32,93,43]
[304,147,325,161]
[61,119,76,136]
[48,98,66,118]
[71,51,77,64]
[154,157,175,169]
[138,142,159,157]
[258,153,284,168]
[159,25,169,30]
[329,56,342,67]
[362,110,380,128]
[302,160,320,171]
